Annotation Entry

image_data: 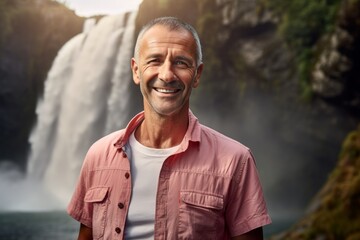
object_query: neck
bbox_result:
[135,109,189,149]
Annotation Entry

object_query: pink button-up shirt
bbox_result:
[67,111,271,239]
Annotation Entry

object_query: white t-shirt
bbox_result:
[125,132,179,239]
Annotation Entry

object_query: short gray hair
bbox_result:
[134,17,203,66]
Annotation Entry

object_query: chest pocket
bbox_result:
[84,187,109,240]
[178,191,224,239]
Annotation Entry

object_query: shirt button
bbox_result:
[122,152,127,158]
[125,172,130,179]
[115,227,121,234]
[118,202,124,209]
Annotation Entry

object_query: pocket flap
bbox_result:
[84,187,109,203]
[180,191,223,210]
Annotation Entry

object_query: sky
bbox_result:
[56,0,143,17]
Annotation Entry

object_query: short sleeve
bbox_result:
[225,150,272,236]
[67,150,93,228]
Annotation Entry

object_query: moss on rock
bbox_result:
[271,126,360,239]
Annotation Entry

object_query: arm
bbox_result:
[232,227,264,240]
[77,223,93,240]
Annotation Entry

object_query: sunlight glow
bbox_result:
[56,0,142,17]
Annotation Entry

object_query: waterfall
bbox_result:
[27,12,137,206]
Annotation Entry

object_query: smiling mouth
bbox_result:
[154,88,180,93]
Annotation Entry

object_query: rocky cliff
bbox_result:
[0,0,83,167]
[270,0,360,236]
[312,0,360,113]
[271,125,360,239]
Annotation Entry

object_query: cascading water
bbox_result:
[27,12,137,206]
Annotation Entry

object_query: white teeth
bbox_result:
[156,88,177,93]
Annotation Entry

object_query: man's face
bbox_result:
[131,25,203,117]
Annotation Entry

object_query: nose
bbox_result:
[158,61,175,82]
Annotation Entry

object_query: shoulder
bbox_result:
[192,123,257,183]
[83,129,125,165]
[89,130,124,152]
[199,124,251,156]
[196,124,255,176]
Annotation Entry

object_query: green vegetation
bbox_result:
[0,0,83,164]
[274,126,360,239]
[2,0,83,97]
[261,0,341,99]
[311,126,360,239]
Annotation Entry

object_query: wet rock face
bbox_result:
[312,0,360,110]
[312,28,353,98]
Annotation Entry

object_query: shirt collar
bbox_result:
[113,110,201,151]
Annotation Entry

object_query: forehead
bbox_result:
[139,25,196,56]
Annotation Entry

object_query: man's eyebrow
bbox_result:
[175,56,196,67]
[175,55,192,61]
[144,53,163,59]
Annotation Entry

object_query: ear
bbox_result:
[131,58,140,85]
[192,63,203,88]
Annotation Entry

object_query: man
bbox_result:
[68,17,271,239]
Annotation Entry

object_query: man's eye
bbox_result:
[174,61,189,67]
[147,59,160,65]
